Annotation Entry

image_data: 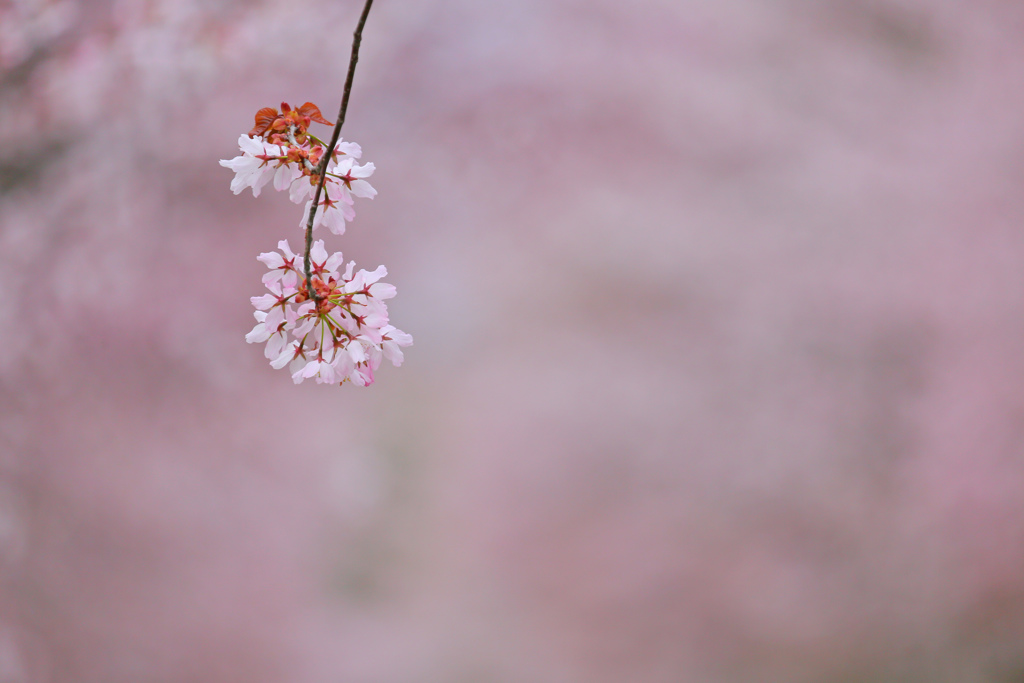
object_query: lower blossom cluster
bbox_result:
[245,240,412,386]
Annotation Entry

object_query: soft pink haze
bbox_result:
[2,0,1024,681]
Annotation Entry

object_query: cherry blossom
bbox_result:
[244,239,412,386]
[328,157,377,205]
[219,135,288,197]
[220,114,376,235]
[291,159,376,236]
[300,182,357,235]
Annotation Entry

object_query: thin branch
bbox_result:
[302,0,375,303]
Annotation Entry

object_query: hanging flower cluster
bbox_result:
[220,102,376,235]
[221,101,411,386]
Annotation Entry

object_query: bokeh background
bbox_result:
[3,0,1024,681]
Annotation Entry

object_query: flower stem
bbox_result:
[302,0,375,303]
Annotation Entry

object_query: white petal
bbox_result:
[332,157,354,175]
[331,349,354,377]
[369,282,396,300]
[388,328,413,346]
[310,240,328,265]
[281,271,299,294]
[277,239,296,258]
[299,199,314,228]
[273,163,294,191]
[324,251,345,274]
[265,333,286,360]
[262,270,285,286]
[229,174,249,195]
[359,325,383,345]
[293,316,316,338]
[290,178,313,204]
[264,306,285,330]
[382,340,405,366]
[363,310,388,330]
[363,266,387,285]
[350,366,374,387]
[258,251,285,269]
[334,141,361,159]
[347,340,367,364]
[324,206,347,236]
[319,362,337,384]
[238,134,263,154]
[250,294,276,310]
[348,179,376,199]
[245,323,271,344]
[352,162,375,179]
[251,166,274,196]
[366,344,383,370]
[301,360,322,378]
[271,346,294,369]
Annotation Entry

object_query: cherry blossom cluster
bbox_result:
[220,102,376,236]
[222,102,411,386]
[246,239,412,386]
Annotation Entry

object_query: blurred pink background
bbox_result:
[3,0,1024,681]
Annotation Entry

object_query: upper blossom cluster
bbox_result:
[219,102,376,236]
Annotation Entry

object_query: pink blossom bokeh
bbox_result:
[3,0,1024,681]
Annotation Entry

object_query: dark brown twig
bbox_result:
[302,0,375,302]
